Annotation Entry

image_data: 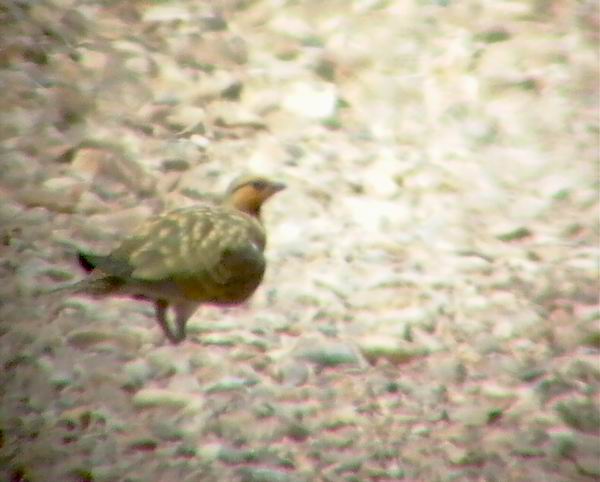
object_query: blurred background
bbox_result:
[0,0,598,480]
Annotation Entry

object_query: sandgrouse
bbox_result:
[62,175,285,344]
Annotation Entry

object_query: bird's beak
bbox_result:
[269,182,286,194]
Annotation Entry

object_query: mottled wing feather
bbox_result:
[104,206,266,289]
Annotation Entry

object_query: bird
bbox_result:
[58,175,285,344]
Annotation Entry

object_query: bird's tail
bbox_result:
[38,275,126,323]
[42,276,124,298]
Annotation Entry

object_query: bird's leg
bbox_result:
[173,302,199,343]
[154,299,181,344]
[154,300,197,344]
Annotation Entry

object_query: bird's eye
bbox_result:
[251,180,267,190]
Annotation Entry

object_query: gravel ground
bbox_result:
[1,1,598,481]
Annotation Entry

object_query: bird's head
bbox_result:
[224,175,286,218]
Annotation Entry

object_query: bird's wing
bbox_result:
[106,206,265,285]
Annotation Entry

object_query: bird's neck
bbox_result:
[236,204,262,218]
[226,191,263,219]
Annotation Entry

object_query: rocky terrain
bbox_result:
[0,0,598,481]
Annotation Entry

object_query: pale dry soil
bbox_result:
[0,1,598,481]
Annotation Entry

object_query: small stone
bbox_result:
[555,398,600,434]
[127,438,158,452]
[213,104,266,129]
[205,376,255,394]
[218,447,259,465]
[132,389,195,409]
[496,226,533,242]
[277,361,309,386]
[165,106,206,132]
[161,159,190,172]
[577,452,600,478]
[292,338,362,367]
[284,419,311,441]
[122,359,153,390]
[512,437,545,457]
[175,443,197,458]
[237,467,295,482]
[201,334,239,347]
[452,406,492,427]
[80,465,122,482]
[142,5,190,22]
[565,359,600,386]
[147,347,190,376]
[200,15,228,32]
[445,443,487,466]
[282,81,337,119]
[411,424,432,437]
[581,329,600,349]
[70,147,105,181]
[76,191,112,214]
[66,329,113,349]
[151,421,184,441]
[480,382,516,401]
[431,358,468,384]
[356,335,427,364]
[196,443,222,462]
[43,176,84,193]
[167,374,202,393]
[508,427,547,456]
[253,403,276,419]
[334,458,363,474]
[535,376,573,403]
[16,183,82,213]
[550,431,577,458]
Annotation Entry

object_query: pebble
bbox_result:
[205,376,255,394]
[142,5,190,22]
[452,405,497,427]
[146,347,191,376]
[151,420,184,441]
[277,361,310,386]
[291,338,362,367]
[66,329,115,349]
[555,398,600,434]
[445,443,487,466]
[480,382,516,401]
[237,467,296,482]
[132,389,196,409]
[282,81,337,119]
[164,106,206,132]
[356,335,427,364]
[122,359,154,389]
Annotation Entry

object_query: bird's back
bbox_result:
[82,204,267,304]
